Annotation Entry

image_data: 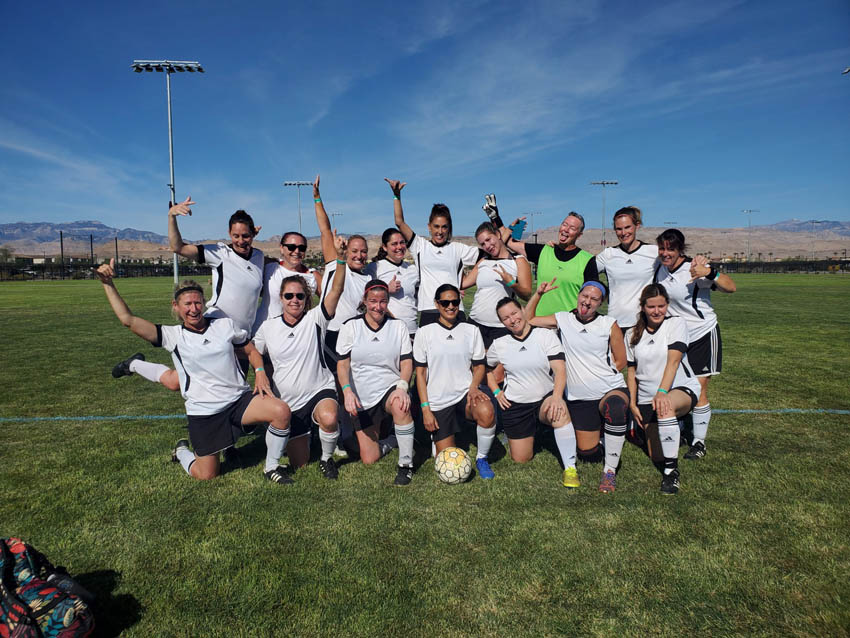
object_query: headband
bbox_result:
[581,281,607,297]
[364,280,389,292]
[174,285,204,300]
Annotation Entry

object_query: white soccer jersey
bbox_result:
[469,254,526,327]
[624,315,701,405]
[595,242,658,328]
[336,315,413,409]
[156,318,250,416]
[413,321,485,411]
[409,234,479,311]
[653,258,718,341]
[554,311,625,401]
[252,261,319,335]
[197,243,265,334]
[486,327,564,404]
[252,304,336,411]
[319,261,374,332]
[368,258,419,334]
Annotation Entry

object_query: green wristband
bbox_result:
[506,279,517,287]
[314,198,322,203]
[657,388,668,394]
[393,196,400,200]
[492,388,502,396]
[341,384,351,391]
[336,259,346,265]
[255,367,264,373]
[421,401,430,408]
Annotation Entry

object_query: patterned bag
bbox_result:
[0,538,94,638]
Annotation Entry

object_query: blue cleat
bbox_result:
[476,457,495,480]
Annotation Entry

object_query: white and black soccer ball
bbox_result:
[434,447,472,484]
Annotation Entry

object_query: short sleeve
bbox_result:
[460,242,480,266]
[409,235,425,259]
[398,323,413,358]
[624,329,635,363]
[201,243,224,266]
[336,321,355,357]
[486,342,500,368]
[412,330,428,366]
[595,251,606,274]
[583,257,599,283]
[669,317,689,346]
[159,325,178,353]
[310,304,331,332]
[252,323,268,356]
[542,330,565,359]
[471,326,486,364]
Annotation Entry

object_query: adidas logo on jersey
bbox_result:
[580,328,588,333]
[371,337,380,342]
[203,338,211,344]
[648,339,655,344]
[287,333,295,338]
[519,346,527,352]
[446,335,454,340]
[626,259,633,264]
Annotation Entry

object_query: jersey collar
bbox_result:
[571,309,601,324]
[363,313,389,332]
[617,241,644,255]
[509,325,535,342]
[668,256,691,274]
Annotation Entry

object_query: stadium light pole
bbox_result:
[590,181,618,248]
[527,211,543,243]
[131,59,204,285]
[809,219,822,262]
[330,211,343,229]
[742,209,759,263]
[283,181,313,234]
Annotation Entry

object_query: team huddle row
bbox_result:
[97,176,736,494]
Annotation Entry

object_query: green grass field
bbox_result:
[1,274,849,637]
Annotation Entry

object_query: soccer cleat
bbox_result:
[684,441,706,460]
[264,465,294,485]
[112,352,145,378]
[599,469,617,493]
[394,465,414,486]
[223,446,243,468]
[319,457,339,480]
[660,469,680,495]
[171,439,190,462]
[476,457,495,479]
[562,466,581,489]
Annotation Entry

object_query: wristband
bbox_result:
[336,259,346,265]
[492,388,502,396]
[420,401,430,408]
[706,267,718,281]
[396,379,409,392]
[506,279,517,287]
[341,384,351,391]
[657,388,668,394]
[491,214,504,229]
[255,367,264,373]
[314,198,322,203]
[393,196,400,200]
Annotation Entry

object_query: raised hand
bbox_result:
[169,197,195,217]
[536,277,558,296]
[495,265,513,286]
[94,258,116,284]
[483,193,499,221]
[384,178,406,198]
[388,274,401,293]
[313,175,321,199]
[333,229,347,260]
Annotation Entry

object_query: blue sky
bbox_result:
[1,0,848,242]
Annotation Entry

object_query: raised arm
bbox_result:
[525,278,559,328]
[690,261,737,293]
[95,259,159,343]
[320,232,348,317]
[385,178,414,242]
[313,175,337,263]
[168,197,200,260]
[609,323,627,371]
[501,216,529,258]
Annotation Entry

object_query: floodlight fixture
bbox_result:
[742,209,759,263]
[590,180,618,248]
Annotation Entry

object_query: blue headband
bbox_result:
[581,281,607,297]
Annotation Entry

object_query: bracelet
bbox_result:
[706,267,718,280]
[492,388,502,396]
[657,388,668,394]
[506,279,517,287]
[341,384,351,391]
[393,196,400,200]
[421,401,430,408]
[336,259,346,265]
[314,198,322,203]
[255,367,264,373]
[396,379,409,392]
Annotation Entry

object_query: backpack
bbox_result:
[0,538,94,638]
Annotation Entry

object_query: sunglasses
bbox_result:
[437,298,461,308]
[283,292,306,300]
[283,243,307,252]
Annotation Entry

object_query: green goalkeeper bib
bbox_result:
[535,245,593,315]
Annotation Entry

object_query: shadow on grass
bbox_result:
[74,570,142,637]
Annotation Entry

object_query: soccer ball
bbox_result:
[434,447,472,484]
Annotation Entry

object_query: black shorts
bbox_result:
[354,387,395,431]
[688,325,722,377]
[419,309,467,327]
[431,395,471,442]
[501,391,554,440]
[291,388,338,438]
[568,387,628,432]
[186,391,256,457]
[636,386,698,425]
[468,320,510,349]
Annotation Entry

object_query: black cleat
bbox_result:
[171,439,190,463]
[660,469,680,495]
[684,441,706,460]
[112,352,145,378]
[264,465,294,485]
[319,457,339,480]
[394,465,414,486]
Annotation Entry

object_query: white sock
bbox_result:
[130,360,170,384]
[395,423,415,467]
[692,404,711,445]
[176,448,195,475]
[658,417,680,474]
[264,426,290,472]
[319,428,339,462]
[603,433,626,473]
[554,422,577,468]
[476,426,496,460]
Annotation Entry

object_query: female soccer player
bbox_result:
[336,280,416,485]
[95,259,290,482]
[251,233,349,481]
[112,198,266,391]
[653,229,736,460]
[387,178,480,326]
[625,284,702,494]
[526,280,630,493]
[462,222,532,348]
[486,298,578,488]
[369,228,419,337]
[413,284,497,478]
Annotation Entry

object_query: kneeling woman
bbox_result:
[95,259,290,482]
[486,298,578,488]
[526,280,630,493]
[625,284,702,495]
[251,234,348,481]
[413,284,497,479]
[336,280,416,486]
